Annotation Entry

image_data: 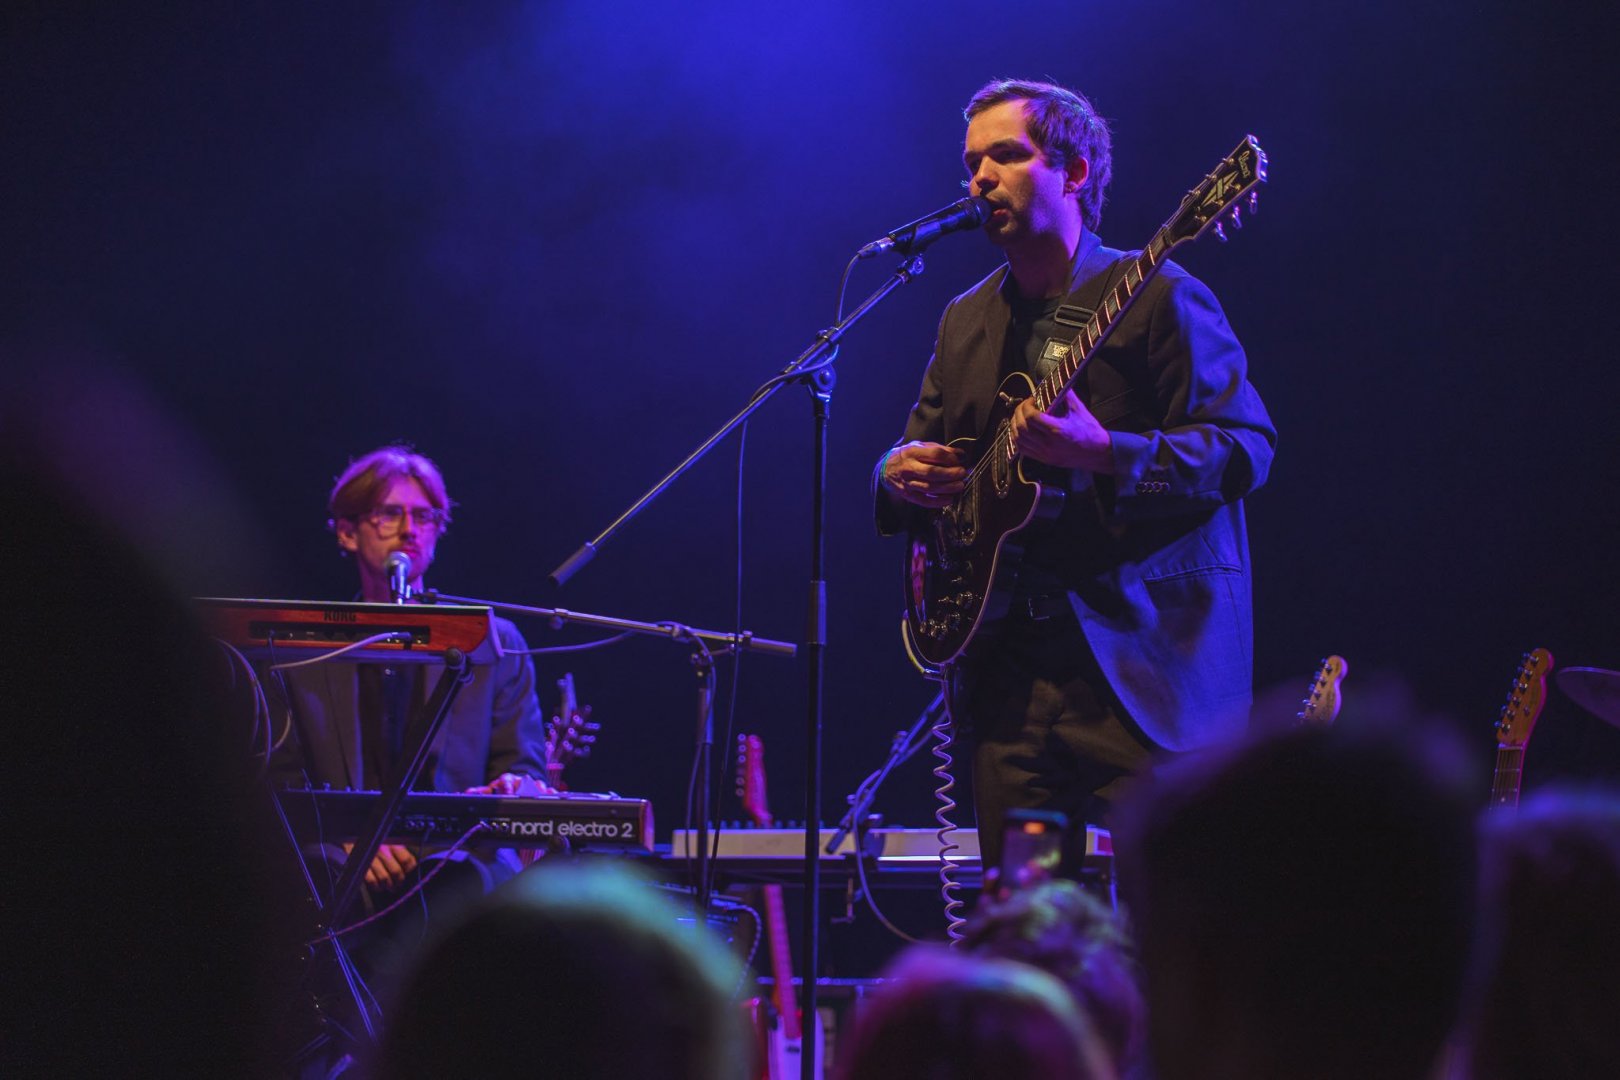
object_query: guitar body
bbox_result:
[764,1005,825,1080]
[902,372,1067,669]
[744,992,826,1080]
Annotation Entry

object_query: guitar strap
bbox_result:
[1050,244,1132,398]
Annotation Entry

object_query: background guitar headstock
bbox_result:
[1298,654,1349,727]
[1497,648,1554,750]
[544,672,599,791]
[737,733,773,828]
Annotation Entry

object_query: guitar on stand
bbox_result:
[544,673,600,791]
[1297,655,1349,727]
[1491,648,1553,809]
[738,734,825,1080]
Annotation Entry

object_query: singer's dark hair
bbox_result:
[326,443,453,532]
[965,79,1113,228]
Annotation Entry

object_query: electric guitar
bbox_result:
[902,136,1269,669]
[1297,655,1349,727]
[738,734,824,1080]
[1490,648,1552,809]
[544,673,599,792]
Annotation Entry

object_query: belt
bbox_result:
[1010,593,1072,622]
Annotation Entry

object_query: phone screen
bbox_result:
[999,809,1068,891]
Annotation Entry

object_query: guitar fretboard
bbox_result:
[1033,238,1164,413]
[1490,746,1524,808]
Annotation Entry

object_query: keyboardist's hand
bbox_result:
[467,772,554,797]
[341,842,418,892]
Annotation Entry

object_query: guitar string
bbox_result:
[953,251,1142,504]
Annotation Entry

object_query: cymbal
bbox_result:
[1556,667,1620,727]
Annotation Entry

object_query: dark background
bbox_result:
[6,0,1619,933]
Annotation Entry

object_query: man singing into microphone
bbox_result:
[271,444,548,897]
[874,80,1276,872]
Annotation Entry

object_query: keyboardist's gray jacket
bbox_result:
[268,615,548,792]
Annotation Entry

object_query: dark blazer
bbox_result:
[876,229,1277,751]
[269,615,548,791]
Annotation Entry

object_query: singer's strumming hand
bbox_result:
[882,441,967,507]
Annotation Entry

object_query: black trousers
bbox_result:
[951,607,1155,876]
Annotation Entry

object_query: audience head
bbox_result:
[960,879,1144,1076]
[372,860,749,1080]
[1114,715,1478,1080]
[1467,786,1620,1080]
[2,426,295,1074]
[836,946,1116,1080]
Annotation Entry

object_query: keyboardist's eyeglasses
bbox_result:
[367,504,449,535]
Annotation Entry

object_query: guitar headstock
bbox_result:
[1298,655,1349,727]
[737,733,773,828]
[1164,135,1268,248]
[544,673,600,787]
[1497,648,1554,749]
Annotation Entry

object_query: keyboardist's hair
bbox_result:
[326,443,453,533]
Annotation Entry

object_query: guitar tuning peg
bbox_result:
[1247,191,1259,214]
[1228,205,1243,229]
[1211,222,1227,242]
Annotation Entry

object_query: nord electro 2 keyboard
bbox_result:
[277,789,654,852]
[196,597,501,665]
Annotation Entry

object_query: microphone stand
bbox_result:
[825,691,945,855]
[423,591,794,913]
[545,252,931,1078]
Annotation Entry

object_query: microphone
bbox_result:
[385,552,413,604]
[856,196,993,259]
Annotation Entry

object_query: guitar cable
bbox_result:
[212,636,278,769]
[932,667,968,943]
[900,626,970,941]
